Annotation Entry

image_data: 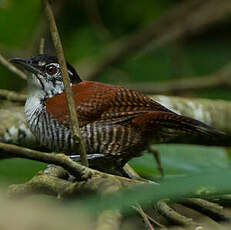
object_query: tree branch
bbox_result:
[136,205,155,230]
[182,198,230,220]
[4,137,231,229]
[8,168,75,198]
[0,89,27,103]
[125,62,231,94]
[96,210,122,230]
[39,38,45,55]
[43,0,88,166]
[0,142,144,185]
[0,53,27,80]
[7,162,124,229]
[83,0,231,81]
[157,200,195,226]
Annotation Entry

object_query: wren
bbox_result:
[10,54,224,173]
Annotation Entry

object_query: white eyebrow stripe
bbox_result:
[38,61,46,66]
[68,70,73,76]
[47,63,59,67]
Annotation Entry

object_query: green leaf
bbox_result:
[129,144,229,178]
[0,158,46,184]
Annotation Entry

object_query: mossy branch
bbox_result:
[0,142,144,185]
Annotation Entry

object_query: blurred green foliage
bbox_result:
[75,168,231,214]
[0,0,40,49]
[0,0,231,189]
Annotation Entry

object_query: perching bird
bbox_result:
[10,54,224,174]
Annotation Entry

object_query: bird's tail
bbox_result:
[168,114,225,137]
[132,111,225,138]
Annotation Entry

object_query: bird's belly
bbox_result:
[28,111,72,152]
[29,112,145,156]
[81,122,144,156]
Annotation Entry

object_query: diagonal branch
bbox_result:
[43,0,88,167]
[0,142,144,185]
[39,38,45,55]
[83,0,231,81]
[0,89,27,103]
[124,61,231,94]
[0,141,90,179]
[0,54,27,80]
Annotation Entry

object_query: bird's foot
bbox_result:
[68,153,104,161]
[148,146,164,178]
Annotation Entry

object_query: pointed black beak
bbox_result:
[10,58,44,76]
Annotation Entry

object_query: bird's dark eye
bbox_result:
[46,64,57,75]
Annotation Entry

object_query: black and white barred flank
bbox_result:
[25,97,143,157]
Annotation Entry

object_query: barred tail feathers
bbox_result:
[132,112,225,138]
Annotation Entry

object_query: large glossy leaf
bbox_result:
[129,144,229,179]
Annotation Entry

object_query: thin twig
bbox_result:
[0,54,27,80]
[0,142,143,185]
[125,62,231,95]
[39,38,45,54]
[156,200,195,226]
[43,0,88,167]
[183,198,231,220]
[123,164,141,178]
[136,204,155,230]
[128,167,161,229]
[146,215,166,229]
[148,146,164,177]
[211,194,231,205]
[0,141,90,179]
[0,89,27,103]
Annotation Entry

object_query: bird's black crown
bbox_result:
[28,54,82,84]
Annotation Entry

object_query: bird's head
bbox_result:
[10,54,82,98]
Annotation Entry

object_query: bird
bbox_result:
[10,54,224,175]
